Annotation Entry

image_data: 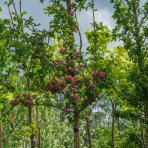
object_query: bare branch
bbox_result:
[89,94,104,114]
[75,13,82,51]
[8,7,15,29]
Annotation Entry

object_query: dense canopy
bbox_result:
[0,0,147,148]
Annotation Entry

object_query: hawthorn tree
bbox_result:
[43,0,110,147]
[0,0,146,147]
[1,0,110,147]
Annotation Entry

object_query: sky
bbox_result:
[0,0,146,48]
[0,0,115,29]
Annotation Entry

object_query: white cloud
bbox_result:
[0,0,122,48]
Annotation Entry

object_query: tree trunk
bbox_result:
[85,114,92,148]
[74,111,80,148]
[25,78,35,148]
[145,127,148,148]
[111,100,115,148]
[35,106,40,148]
[66,0,71,13]
[144,108,148,148]
[28,106,35,148]
[0,122,2,148]
[140,121,145,148]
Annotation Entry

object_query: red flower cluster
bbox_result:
[10,92,37,107]
[65,75,77,87]
[22,93,30,98]
[10,99,19,106]
[74,52,82,57]
[66,67,80,75]
[65,75,75,82]
[92,71,107,79]
[57,81,66,89]
[60,48,67,54]
[92,71,99,77]
[49,85,55,92]
[49,80,56,92]
[99,71,106,78]
[71,87,77,93]
[74,94,80,99]
[45,80,66,93]
[23,100,33,106]
[84,76,89,81]
[63,108,70,113]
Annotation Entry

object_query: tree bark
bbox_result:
[35,106,40,148]
[140,121,145,148]
[74,111,80,148]
[144,108,148,148]
[0,122,2,148]
[111,100,115,148]
[85,114,92,148]
[66,0,71,13]
[28,106,35,148]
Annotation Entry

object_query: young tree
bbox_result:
[44,0,109,147]
[111,0,148,147]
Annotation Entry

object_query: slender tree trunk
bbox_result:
[25,142,27,148]
[85,113,92,148]
[111,100,115,148]
[66,0,71,12]
[28,106,35,148]
[66,1,79,146]
[25,78,35,147]
[74,111,80,148]
[140,121,145,148]
[35,106,40,148]
[0,122,2,148]
[144,108,148,148]
[145,128,148,148]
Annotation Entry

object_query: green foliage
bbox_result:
[0,0,146,147]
